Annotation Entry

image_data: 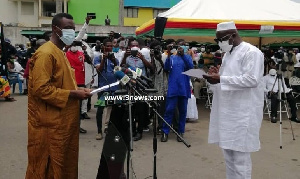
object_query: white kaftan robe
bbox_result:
[208,42,264,152]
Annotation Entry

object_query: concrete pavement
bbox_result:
[0,93,300,179]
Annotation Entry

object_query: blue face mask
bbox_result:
[55,26,75,46]
[180,46,189,54]
[112,47,120,53]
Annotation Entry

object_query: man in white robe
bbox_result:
[203,21,264,179]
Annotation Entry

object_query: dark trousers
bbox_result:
[133,102,149,134]
[96,106,104,134]
[270,92,297,118]
[96,92,105,134]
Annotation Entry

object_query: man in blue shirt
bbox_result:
[94,39,119,140]
[161,45,193,142]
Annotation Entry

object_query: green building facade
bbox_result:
[68,0,119,25]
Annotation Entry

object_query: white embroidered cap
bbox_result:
[217,21,237,31]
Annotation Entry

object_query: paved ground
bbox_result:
[1,93,300,179]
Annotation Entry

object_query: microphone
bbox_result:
[128,66,153,83]
[114,71,131,86]
[114,70,147,90]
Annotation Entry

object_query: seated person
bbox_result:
[192,77,206,100]
[263,69,300,123]
[0,76,16,101]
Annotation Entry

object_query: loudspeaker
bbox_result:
[96,104,129,179]
[154,17,168,39]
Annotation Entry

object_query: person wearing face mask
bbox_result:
[202,46,214,71]
[283,49,297,86]
[121,40,154,141]
[26,13,92,179]
[203,21,264,179]
[198,46,205,68]
[112,38,125,64]
[94,39,119,140]
[263,69,300,123]
[161,44,193,142]
[66,41,90,132]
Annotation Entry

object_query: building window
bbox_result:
[21,2,34,15]
[124,7,138,18]
[153,9,168,18]
[42,1,56,17]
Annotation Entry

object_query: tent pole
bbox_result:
[259,37,262,50]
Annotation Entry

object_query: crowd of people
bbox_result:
[1,12,300,179]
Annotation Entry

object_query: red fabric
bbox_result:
[24,59,31,79]
[66,51,85,85]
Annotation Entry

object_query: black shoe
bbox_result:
[161,133,168,142]
[271,117,277,123]
[133,133,142,141]
[143,126,150,132]
[177,133,184,142]
[23,89,28,95]
[290,117,300,123]
[82,113,91,119]
[156,128,162,135]
[80,128,87,133]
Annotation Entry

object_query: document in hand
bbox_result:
[90,81,120,95]
[182,69,207,79]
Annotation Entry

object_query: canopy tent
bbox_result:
[136,0,300,46]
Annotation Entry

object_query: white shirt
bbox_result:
[75,22,88,41]
[114,50,125,65]
[140,47,151,62]
[263,74,291,93]
[295,53,300,67]
[208,42,264,152]
[93,51,101,59]
[85,62,95,86]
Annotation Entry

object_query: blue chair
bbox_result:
[7,72,23,94]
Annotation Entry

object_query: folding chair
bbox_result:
[7,71,23,94]
[204,82,213,109]
[264,93,290,119]
[289,76,300,108]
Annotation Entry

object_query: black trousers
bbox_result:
[270,92,297,118]
[132,102,149,134]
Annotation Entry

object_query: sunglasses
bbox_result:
[214,33,235,43]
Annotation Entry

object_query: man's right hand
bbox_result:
[86,16,92,24]
[125,48,131,57]
[70,89,92,100]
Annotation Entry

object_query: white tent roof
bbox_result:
[158,0,300,22]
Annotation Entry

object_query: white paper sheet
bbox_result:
[182,69,207,79]
[90,81,120,95]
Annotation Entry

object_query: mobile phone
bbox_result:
[87,13,96,19]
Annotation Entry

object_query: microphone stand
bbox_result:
[131,86,191,179]
[126,84,134,179]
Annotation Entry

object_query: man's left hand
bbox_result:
[137,52,144,60]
